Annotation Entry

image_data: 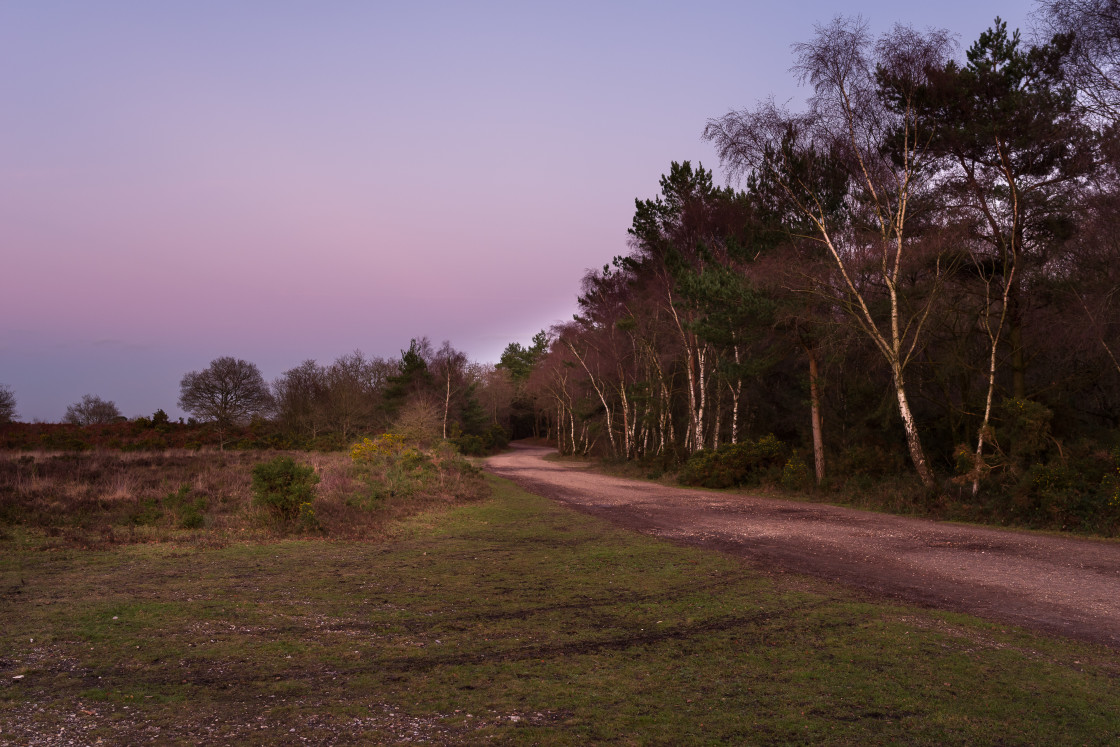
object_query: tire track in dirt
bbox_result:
[486,443,1120,649]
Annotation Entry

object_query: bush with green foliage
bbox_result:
[164,484,207,529]
[942,424,1120,533]
[781,451,813,491]
[251,456,319,524]
[485,423,510,451]
[452,424,509,456]
[454,434,487,456]
[678,435,788,489]
[1000,442,1120,531]
[835,444,905,479]
[348,434,486,509]
[999,398,1054,476]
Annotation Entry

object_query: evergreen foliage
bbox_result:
[251,456,319,524]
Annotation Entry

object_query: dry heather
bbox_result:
[0,447,487,547]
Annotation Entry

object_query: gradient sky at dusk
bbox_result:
[2,1,1031,421]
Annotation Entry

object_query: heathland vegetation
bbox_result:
[5,8,1120,540]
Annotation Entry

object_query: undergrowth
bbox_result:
[0,437,488,547]
[636,428,1120,536]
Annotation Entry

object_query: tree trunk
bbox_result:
[729,380,741,445]
[564,341,617,457]
[807,346,825,486]
[729,344,742,445]
[972,259,1015,495]
[442,369,452,440]
[711,382,721,451]
[682,349,699,452]
[893,364,935,488]
[695,346,708,450]
[618,380,632,459]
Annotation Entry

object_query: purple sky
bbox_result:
[1,1,1031,422]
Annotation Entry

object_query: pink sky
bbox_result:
[0,1,1031,421]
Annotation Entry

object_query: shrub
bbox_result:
[454,434,487,456]
[1101,447,1120,511]
[678,436,789,489]
[398,448,432,473]
[1006,445,1120,531]
[781,451,813,491]
[346,435,489,511]
[998,398,1053,474]
[350,433,407,461]
[835,444,904,479]
[251,456,320,523]
[452,425,508,456]
[484,424,510,451]
[947,440,1120,533]
[164,484,208,529]
[127,497,164,527]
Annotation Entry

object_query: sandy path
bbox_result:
[486,443,1120,648]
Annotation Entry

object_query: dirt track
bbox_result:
[486,443,1120,649]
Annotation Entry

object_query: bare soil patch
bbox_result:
[486,443,1120,649]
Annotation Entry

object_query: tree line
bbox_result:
[499,8,1120,525]
[173,339,520,452]
[0,338,522,453]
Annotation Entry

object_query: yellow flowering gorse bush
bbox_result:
[350,433,408,462]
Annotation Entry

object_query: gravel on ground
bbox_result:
[486,443,1120,649]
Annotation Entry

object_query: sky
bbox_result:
[1,1,1033,422]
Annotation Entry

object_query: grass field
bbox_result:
[2,474,1118,745]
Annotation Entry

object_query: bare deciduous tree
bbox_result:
[63,394,122,425]
[178,357,272,449]
[324,351,382,441]
[273,359,328,440]
[704,18,954,487]
[0,384,17,424]
[432,341,468,439]
[1036,0,1120,123]
[391,394,442,446]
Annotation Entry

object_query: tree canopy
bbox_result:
[63,394,122,426]
[178,357,273,449]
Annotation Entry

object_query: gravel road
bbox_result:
[486,443,1120,649]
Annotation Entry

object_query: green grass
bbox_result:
[1,474,1118,744]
